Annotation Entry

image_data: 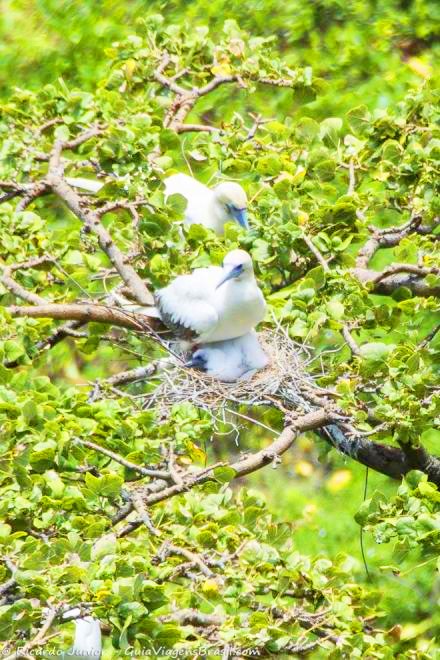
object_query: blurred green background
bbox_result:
[1,0,439,649]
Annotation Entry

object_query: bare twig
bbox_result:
[0,559,17,597]
[1,255,55,306]
[347,159,356,195]
[350,214,440,296]
[168,443,184,486]
[301,233,330,272]
[76,438,171,480]
[420,322,440,347]
[15,182,50,212]
[104,360,169,386]
[355,215,423,269]
[351,266,440,297]
[342,325,361,357]
[175,123,221,134]
[152,52,298,134]
[46,138,154,305]
[372,263,439,284]
[36,117,63,135]
[159,609,223,627]
[155,541,214,577]
[130,489,161,536]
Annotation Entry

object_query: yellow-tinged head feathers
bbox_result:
[213,182,247,209]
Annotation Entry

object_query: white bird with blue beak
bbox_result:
[186,331,269,382]
[155,249,266,345]
[164,173,248,234]
[64,173,248,235]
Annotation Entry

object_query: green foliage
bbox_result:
[0,3,439,657]
[357,469,440,557]
[1,0,439,118]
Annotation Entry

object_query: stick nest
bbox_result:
[142,327,324,418]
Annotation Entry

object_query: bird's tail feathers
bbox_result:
[65,177,105,193]
[109,293,161,318]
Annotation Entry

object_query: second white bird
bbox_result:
[155,249,266,345]
[164,173,248,234]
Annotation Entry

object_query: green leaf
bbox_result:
[213,466,236,483]
[296,117,319,143]
[326,300,345,320]
[3,340,24,362]
[359,342,396,362]
[91,533,117,560]
[307,265,326,290]
[319,117,343,146]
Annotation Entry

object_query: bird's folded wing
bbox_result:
[155,272,220,338]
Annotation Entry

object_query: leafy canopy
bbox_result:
[0,8,439,659]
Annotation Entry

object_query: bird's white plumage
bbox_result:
[164,173,248,234]
[62,609,102,659]
[66,173,248,234]
[155,250,266,344]
[156,266,221,337]
[71,617,102,658]
[65,177,104,193]
[190,331,269,382]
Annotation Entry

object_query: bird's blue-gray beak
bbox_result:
[216,264,244,289]
[230,207,249,229]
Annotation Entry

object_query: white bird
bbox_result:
[62,608,102,659]
[64,173,249,235]
[164,173,248,233]
[186,331,269,382]
[155,249,266,345]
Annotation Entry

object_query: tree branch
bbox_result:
[88,360,171,398]
[355,214,425,269]
[159,609,223,627]
[321,425,440,487]
[3,606,60,660]
[351,266,440,297]
[342,325,361,356]
[154,541,214,577]
[152,52,299,134]
[7,303,158,332]
[112,410,331,533]
[15,182,50,212]
[347,159,356,195]
[45,175,153,305]
[1,256,55,306]
[0,559,17,598]
[174,123,220,134]
[113,407,440,538]
[129,489,161,536]
[420,322,440,347]
[372,263,439,284]
[25,127,154,306]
